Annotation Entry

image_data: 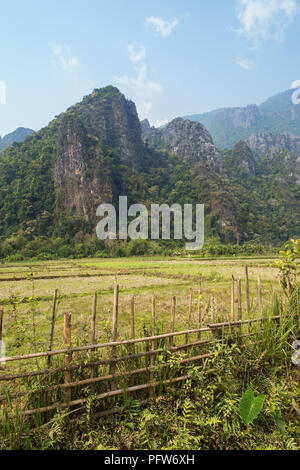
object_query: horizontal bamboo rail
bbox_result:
[0,335,264,403]
[3,339,264,418]
[0,315,280,365]
[11,375,198,417]
[0,338,213,382]
[0,352,214,402]
[208,315,280,329]
[0,317,280,385]
[0,326,212,364]
[0,268,288,423]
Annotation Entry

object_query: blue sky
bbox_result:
[1,0,300,136]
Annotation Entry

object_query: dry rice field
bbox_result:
[0,256,281,361]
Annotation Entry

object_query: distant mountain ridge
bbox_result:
[0,127,34,151]
[184,88,300,149]
[0,86,299,249]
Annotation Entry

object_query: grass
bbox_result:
[0,256,281,355]
[0,255,299,450]
[1,317,299,450]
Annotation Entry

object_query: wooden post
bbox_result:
[197,286,202,341]
[231,275,235,322]
[185,290,193,344]
[237,278,242,333]
[109,283,119,384]
[210,297,215,339]
[112,284,119,342]
[169,296,176,348]
[90,293,97,380]
[0,308,3,343]
[130,295,136,388]
[91,293,97,345]
[245,265,250,319]
[0,308,3,368]
[47,289,58,368]
[63,312,72,403]
[130,295,135,355]
[258,277,263,318]
[151,295,156,357]
[150,295,156,397]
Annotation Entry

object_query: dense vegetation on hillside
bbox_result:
[0,86,299,260]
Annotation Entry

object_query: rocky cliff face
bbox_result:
[142,117,221,167]
[217,105,262,129]
[140,119,152,137]
[232,141,256,174]
[246,131,300,185]
[277,152,300,185]
[54,115,116,224]
[53,87,144,222]
[142,117,237,233]
[247,131,300,159]
[161,118,221,166]
[67,87,144,170]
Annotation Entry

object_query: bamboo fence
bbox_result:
[0,265,285,421]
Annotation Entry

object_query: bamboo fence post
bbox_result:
[151,296,156,359]
[210,297,215,339]
[245,266,251,335]
[197,286,202,341]
[169,296,176,348]
[130,295,135,355]
[129,295,136,388]
[185,289,193,344]
[63,312,72,403]
[109,283,119,386]
[150,295,156,397]
[91,293,97,345]
[90,293,97,380]
[245,265,250,319]
[231,275,235,322]
[237,278,242,334]
[258,277,263,318]
[0,308,3,368]
[47,289,58,368]
[112,284,119,342]
[0,308,3,343]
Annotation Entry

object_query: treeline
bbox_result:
[0,232,276,262]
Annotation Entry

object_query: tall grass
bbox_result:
[1,282,299,450]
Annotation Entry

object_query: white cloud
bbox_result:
[128,44,146,64]
[114,43,163,119]
[150,118,169,128]
[146,16,179,37]
[234,0,299,45]
[235,57,256,70]
[51,44,80,72]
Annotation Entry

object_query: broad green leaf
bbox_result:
[240,389,266,426]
